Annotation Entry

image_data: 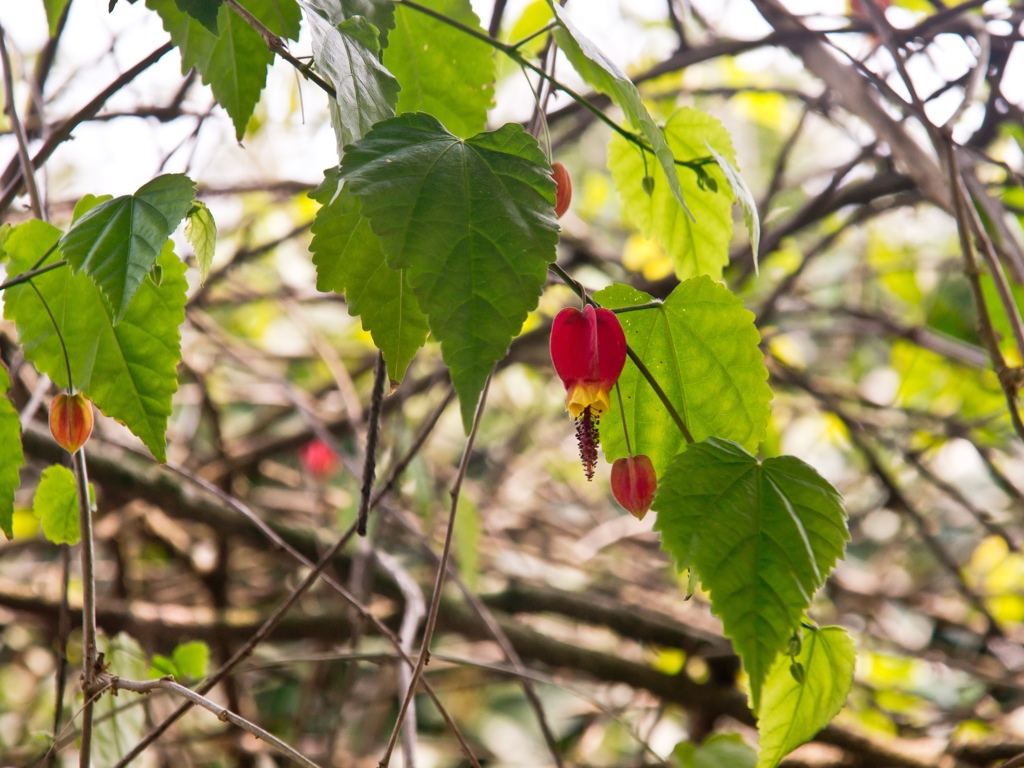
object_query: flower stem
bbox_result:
[615,382,633,456]
[72,446,97,768]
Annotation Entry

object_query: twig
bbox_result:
[0,24,42,219]
[379,371,495,767]
[0,260,67,293]
[995,752,1024,768]
[112,416,480,768]
[47,544,72,768]
[72,447,97,768]
[940,139,1024,442]
[358,354,387,535]
[0,43,174,215]
[107,675,321,768]
[375,551,425,767]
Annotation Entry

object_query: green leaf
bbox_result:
[673,733,757,768]
[0,363,23,540]
[32,465,87,546]
[756,626,855,768]
[595,278,772,474]
[706,140,760,275]
[343,0,396,47]
[385,0,495,138]
[95,634,148,765]
[340,113,560,430]
[654,438,849,710]
[609,108,734,280]
[147,0,302,140]
[172,640,210,679]
[149,654,178,678]
[72,194,113,223]
[185,201,217,284]
[304,4,400,152]
[44,0,72,36]
[173,0,223,32]
[550,1,688,215]
[59,174,195,323]
[3,221,187,462]
[454,495,480,591]
[309,167,428,385]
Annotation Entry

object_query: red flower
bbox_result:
[611,455,657,520]
[550,304,627,479]
[300,439,338,480]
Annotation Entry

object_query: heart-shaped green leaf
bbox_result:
[32,465,89,546]
[147,0,301,140]
[59,174,195,323]
[3,220,187,462]
[654,438,849,710]
[340,113,559,430]
[309,167,428,385]
[756,625,855,768]
[385,0,494,138]
[595,277,772,474]
[550,1,688,216]
[609,108,736,280]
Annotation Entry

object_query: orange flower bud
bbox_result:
[49,393,94,454]
[611,454,657,520]
[552,162,572,218]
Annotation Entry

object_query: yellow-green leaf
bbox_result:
[756,626,855,768]
[609,108,735,280]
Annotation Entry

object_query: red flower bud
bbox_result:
[300,439,339,480]
[611,454,657,520]
[550,304,627,479]
[552,162,572,218]
[49,393,94,454]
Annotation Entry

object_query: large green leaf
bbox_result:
[59,174,195,323]
[3,221,187,462]
[385,0,495,138]
[756,626,855,768]
[609,108,735,280]
[32,465,88,546]
[673,733,757,768]
[305,1,400,152]
[0,362,22,540]
[550,1,688,215]
[309,167,428,385]
[594,278,772,474]
[340,113,560,430]
[654,438,849,710]
[147,0,302,140]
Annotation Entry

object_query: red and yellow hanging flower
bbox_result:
[550,304,627,479]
